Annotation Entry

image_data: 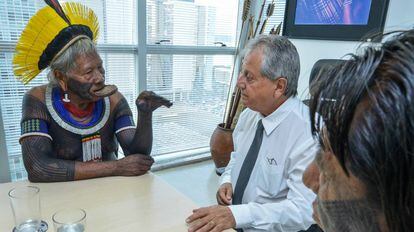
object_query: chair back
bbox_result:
[309,59,346,96]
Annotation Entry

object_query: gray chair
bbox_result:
[303,59,346,106]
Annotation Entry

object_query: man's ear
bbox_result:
[273,77,287,98]
[54,70,67,91]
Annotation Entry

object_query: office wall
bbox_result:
[292,0,414,99]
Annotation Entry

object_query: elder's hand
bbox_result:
[136,91,172,113]
[115,154,154,176]
[186,205,236,232]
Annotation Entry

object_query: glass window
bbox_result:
[0,0,137,44]
[147,54,232,155]
[147,0,239,46]
[0,52,48,181]
[102,53,138,118]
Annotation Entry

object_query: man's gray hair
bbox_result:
[243,34,300,97]
[47,38,98,84]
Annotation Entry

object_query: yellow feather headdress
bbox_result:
[13,1,99,84]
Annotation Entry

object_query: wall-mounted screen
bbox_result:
[283,0,389,41]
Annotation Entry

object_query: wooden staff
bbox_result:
[223,0,251,127]
[225,86,237,128]
[226,88,241,129]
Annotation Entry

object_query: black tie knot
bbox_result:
[256,119,263,132]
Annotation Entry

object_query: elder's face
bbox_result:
[65,52,108,101]
[303,139,383,232]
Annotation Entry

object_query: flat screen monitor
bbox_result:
[283,0,389,41]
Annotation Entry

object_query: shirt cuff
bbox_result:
[219,173,231,186]
[228,204,253,228]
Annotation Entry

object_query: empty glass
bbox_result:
[52,208,86,232]
[8,186,42,232]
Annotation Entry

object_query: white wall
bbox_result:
[292,0,414,99]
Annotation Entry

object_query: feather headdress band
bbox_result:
[13,0,99,84]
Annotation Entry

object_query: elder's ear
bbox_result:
[273,77,287,98]
[54,70,67,91]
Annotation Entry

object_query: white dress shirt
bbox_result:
[220,97,317,232]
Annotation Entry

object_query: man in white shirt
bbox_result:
[186,35,318,232]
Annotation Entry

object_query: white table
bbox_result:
[0,173,216,231]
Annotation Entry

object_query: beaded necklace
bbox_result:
[45,85,110,161]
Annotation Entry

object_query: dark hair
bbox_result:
[310,30,414,232]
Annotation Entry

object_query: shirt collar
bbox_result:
[257,97,297,136]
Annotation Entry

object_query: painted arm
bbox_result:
[20,92,154,182]
[21,136,154,182]
[116,91,172,156]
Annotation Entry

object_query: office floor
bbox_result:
[154,159,219,207]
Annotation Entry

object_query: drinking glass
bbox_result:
[52,208,86,232]
[8,186,42,232]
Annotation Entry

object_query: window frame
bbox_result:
[0,105,11,183]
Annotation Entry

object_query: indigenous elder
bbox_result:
[303,30,414,232]
[13,1,172,182]
[186,35,318,232]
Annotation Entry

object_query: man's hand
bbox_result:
[216,183,233,205]
[186,205,236,232]
[115,154,154,176]
[136,91,172,113]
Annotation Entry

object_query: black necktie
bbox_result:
[233,119,264,205]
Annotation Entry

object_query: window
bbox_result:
[146,0,238,160]
[0,0,239,181]
[0,0,138,181]
[148,54,233,155]
[147,0,238,46]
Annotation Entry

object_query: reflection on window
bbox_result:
[147,0,238,46]
[0,0,137,44]
[147,55,232,155]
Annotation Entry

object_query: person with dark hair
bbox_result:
[303,29,414,231]
[186,35,318,232]
[13,1,172,182]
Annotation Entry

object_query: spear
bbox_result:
[224,0,251,128]
[226,15,255,129]
[259,0,275,35]
[253,0,266,37]
[270,22,282,35]
[248,15,255,39]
